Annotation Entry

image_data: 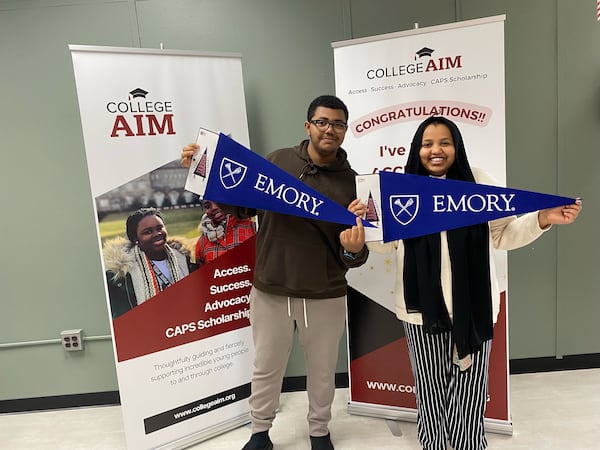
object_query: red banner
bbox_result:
[347,290,508,420]
[113,237,255,362]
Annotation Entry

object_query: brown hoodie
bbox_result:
[226,139,368,299]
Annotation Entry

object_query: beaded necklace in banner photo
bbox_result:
[133,245,183,299]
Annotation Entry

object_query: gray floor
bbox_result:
[1,368,599,449]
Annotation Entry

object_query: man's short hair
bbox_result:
[307,95,349,122]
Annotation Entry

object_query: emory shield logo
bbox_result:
[390,195,419,225]
[219,157,247,190]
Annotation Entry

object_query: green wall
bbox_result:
[0,0,597,402]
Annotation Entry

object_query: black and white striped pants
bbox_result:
[404,321,492,450]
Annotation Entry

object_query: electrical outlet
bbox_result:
[61,329,83,351]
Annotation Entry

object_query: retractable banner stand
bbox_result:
[70,46,254,449]
[333,16,513,434]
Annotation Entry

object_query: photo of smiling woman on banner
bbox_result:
[103,207,196,319]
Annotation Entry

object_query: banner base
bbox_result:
[347,402,513,436]
[347,401,417,422]
[155,412,250,450]
[483,417,514,436]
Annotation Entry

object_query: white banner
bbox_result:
[70,45,254,449]
[333,16,512,433]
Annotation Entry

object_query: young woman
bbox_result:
[368,116,581,450]
[103,207,193,319]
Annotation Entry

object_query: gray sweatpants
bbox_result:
[248,286,346,437]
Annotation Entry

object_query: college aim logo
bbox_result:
[219,157,247,189]
[107,87,175,138]
[390,195,419,225]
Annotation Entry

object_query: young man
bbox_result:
[181,95,368,450]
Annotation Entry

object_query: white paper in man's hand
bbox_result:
[356,174,384,242]
[184,127,220,198]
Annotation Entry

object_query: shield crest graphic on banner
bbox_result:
[390,195,419,225]
[219,157,247,190]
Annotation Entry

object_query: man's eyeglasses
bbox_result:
[309,119,348,132]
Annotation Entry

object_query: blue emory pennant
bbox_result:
[204,133,374,228]
[379,170,576,242]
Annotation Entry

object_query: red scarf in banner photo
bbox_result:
[112,236,256,362]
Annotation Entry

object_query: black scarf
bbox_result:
[403,116,493,359]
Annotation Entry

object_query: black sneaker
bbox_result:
[241,431,273,450]
[310,433,334,450]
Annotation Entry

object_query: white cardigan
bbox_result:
[367,168,549,325]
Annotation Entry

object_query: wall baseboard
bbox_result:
[509,352,600,374]
[3,355,600,414]
[0,391,120,414]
